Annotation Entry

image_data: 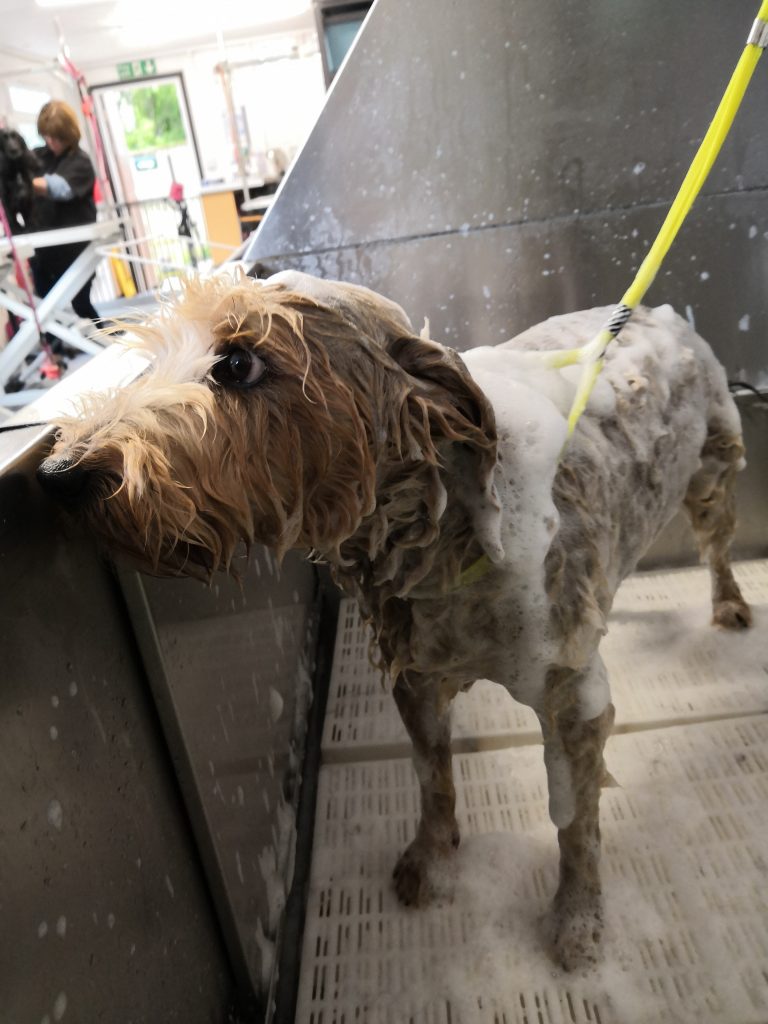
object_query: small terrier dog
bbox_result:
[38,270,751,970]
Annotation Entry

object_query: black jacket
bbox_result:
[30,144,97,276]
[30,144,96,233]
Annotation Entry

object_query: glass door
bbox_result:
[92,74,205,293]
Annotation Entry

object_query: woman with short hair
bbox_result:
[30,99,100,324]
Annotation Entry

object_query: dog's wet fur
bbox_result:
[38,270,751,970]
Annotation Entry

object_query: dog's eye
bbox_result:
[212,347,266,388]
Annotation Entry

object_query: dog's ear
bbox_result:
[381,330,504,563]
[384,332,494,443]
[271,276,497,476]
[269,278,504,567]
[282,274,494,449]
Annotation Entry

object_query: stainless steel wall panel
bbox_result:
[122,549,319,1001]
[2,348,324,1017]
[251,0,768,252]
[249,193,768,383]
[246,0,768,385]
[1,440,234,1024]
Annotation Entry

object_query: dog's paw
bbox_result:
[393,841,435,906]
[553,903,603,972]
[712,598,752,631]
[393,833,458,907]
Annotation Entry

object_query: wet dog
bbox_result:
[37,269,751,969]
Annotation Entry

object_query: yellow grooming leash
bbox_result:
[539,0,768,439]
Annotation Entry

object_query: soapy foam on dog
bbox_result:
[462,346,568,711]
[461,345,609,828]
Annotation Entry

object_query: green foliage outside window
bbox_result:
[123,84,186,152]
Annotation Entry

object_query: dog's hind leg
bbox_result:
[392,672,461,906]
[539,670,615,971]
[683,432,751,630]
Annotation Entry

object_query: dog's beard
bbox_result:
[79,495,222,578]
[65,445,244,578]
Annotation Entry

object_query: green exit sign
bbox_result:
[117,59,157,80]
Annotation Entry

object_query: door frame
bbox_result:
[90,70,204,205]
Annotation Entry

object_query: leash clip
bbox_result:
[747,16,768,47]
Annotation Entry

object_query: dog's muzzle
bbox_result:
[37,456,95,507]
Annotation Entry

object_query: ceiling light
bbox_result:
[34,0,106,8]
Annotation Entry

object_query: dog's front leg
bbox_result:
[539,675,615,971]
[392,672,460,906]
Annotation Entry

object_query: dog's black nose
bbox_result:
[36,456,91,506]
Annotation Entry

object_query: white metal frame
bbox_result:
[0,220,121,406]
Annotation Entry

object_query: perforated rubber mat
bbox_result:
[300,561,768,1023]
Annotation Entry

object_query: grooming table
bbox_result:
[300,560,768,1023]
[0,220,122,407]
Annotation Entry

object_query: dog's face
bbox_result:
[37,274,390,574]
[38,271,496,580]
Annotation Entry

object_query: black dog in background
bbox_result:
[0,128,40,233]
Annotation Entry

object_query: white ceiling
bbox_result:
[1,0,316,73]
